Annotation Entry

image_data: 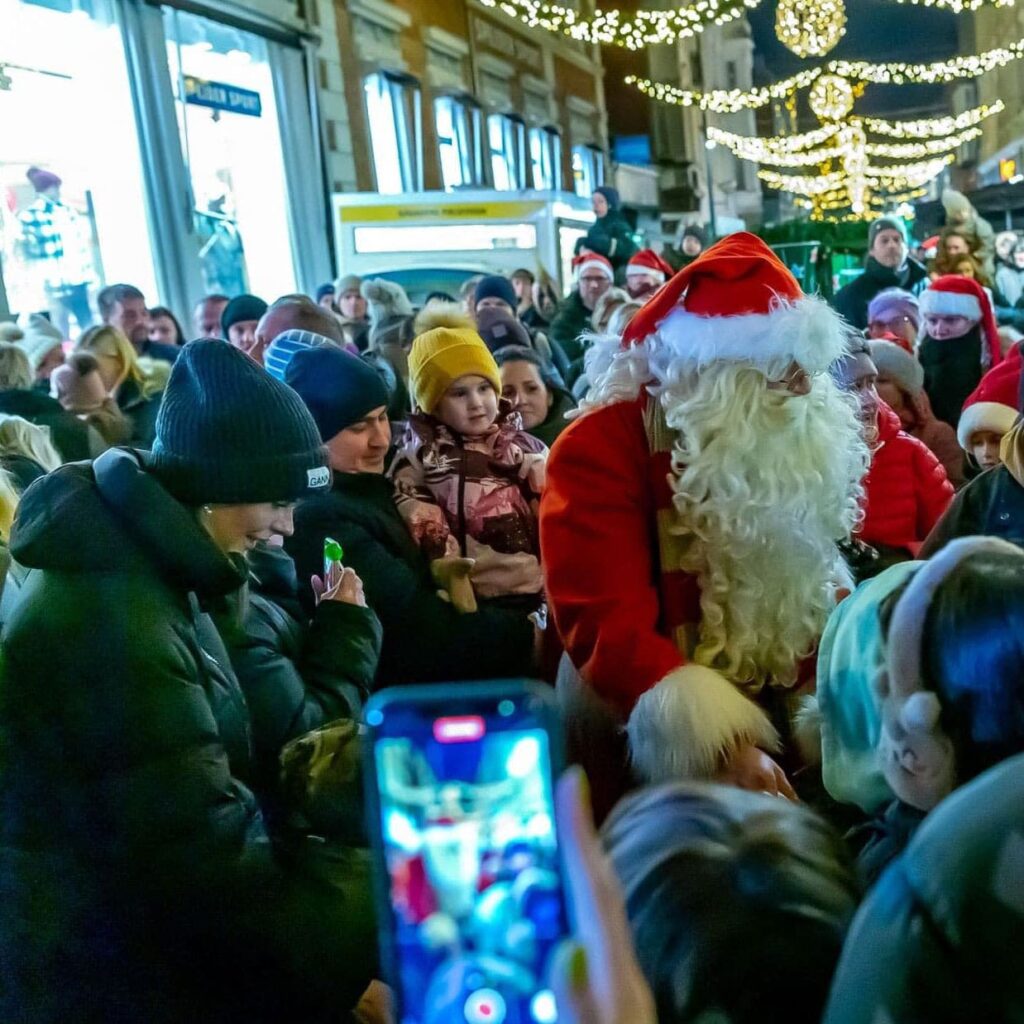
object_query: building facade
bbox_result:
[956,5,1024,186]
[0,0,608,325]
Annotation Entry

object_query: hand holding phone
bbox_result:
[364,681,571,1024]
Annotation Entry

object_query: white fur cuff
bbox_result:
[626,664,779,783]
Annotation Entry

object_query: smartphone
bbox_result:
[363,681,571,1024]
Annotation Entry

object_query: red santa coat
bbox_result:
[858,402,954,557]
[541,395,778,787]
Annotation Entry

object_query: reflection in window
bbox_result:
[489,114,527,192]
[364,71,422,194]
[571,144,604,197]
[529,126,561,191]
[435,95,483,191]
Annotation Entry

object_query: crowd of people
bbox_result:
[0,190,1022,1024]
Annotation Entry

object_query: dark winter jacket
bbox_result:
[919,326,985,429]
[920,462,1024,557]
[548,290,594,364]
[286,471,536,687]
[117,376,162,448]
[526,389,576,449]
[212,542,382,802]
[0,387,93,462]
[0,448,377,1023]
[824,753,1024,1024]
[832,256,929,330]
[858,402,954,556]
[578,210,637,271]
[846,798,927,887]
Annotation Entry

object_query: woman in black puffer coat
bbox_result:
[0,341,377,1024]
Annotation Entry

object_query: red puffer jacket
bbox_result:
[858,402,954,556]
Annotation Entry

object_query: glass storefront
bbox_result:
[164,7,296,299]
[1,0,326,328]
[0,0,158,331]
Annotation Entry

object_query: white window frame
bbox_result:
[529,125,562,191]
[488,112,528,192]
[363,70,422,194]
[434,93,484,191]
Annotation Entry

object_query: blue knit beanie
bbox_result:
[473,274,517,311]
[286,345,390,442]
[264,329,335,382]
[149,339,330,504]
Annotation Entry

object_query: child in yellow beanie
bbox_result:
[389,305,548,612]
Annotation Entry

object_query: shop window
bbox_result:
[363,71,423,194]
[435,95,484,191]
[489,113,527,192]
[0,0,158,333]
[164,7,296,299]
[529,126,562,191]
[571,143,604,197]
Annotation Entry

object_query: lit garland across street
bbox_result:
[481,0,1017,49]
[627,40,1024,111]
[477,0,759,50]
[709,84,1000,222]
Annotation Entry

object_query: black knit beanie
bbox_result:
[148,339,331,504]
[221,293,268,336]
[474,274,517,310]
[286,345,389,442]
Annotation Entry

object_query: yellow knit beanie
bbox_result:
[408,326,502,414]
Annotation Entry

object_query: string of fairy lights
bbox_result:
[625,40,1024,113]
[481,0,1018,219]
[478,0,1016,50]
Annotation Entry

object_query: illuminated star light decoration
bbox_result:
[626,38,1024,112]
[708,87,1004,221]
[481,0,1017,50]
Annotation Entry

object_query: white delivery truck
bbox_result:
[331,189,595,303]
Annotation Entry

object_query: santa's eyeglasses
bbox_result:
[765,366,815,395]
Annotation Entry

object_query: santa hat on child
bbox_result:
[573,250,614,282]
[620,231,847,372]
[626,249,674,284]
[919,275,1002,369]
[957,351,1021,449]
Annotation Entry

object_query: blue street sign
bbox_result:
[183,75,262,118]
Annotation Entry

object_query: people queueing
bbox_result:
[832,217,928,330]
[918,274,1003,429]
[390,306,547,615]
[283,344,538,685]
[98,283,179,364]
[832,336,953,569]
[2,235,1024,1024]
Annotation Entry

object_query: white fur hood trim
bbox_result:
[626,664,778,782]
[576,294,850,413]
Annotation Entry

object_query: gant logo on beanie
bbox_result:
[307,466,330,489]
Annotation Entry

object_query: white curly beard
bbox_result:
[657,362,868,692]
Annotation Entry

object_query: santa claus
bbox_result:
[540,233,869,810]
[625,249,675,301]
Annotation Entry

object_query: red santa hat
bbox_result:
[573,250,614,282]
[919,275,1002,369]
[957,351,1021,449]
[625,248,674,284]
[620,231,847,372]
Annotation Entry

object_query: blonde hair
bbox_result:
[76,325,164,399]
[0,415,63,473]
[0,343,34,391]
